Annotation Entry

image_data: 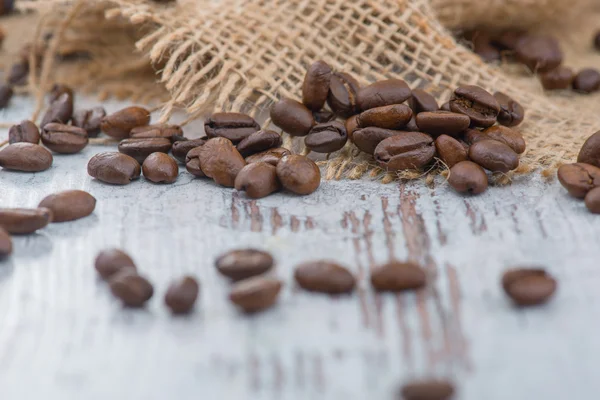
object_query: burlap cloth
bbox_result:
[7,0,600,182]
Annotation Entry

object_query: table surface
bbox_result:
[1,95,599,400]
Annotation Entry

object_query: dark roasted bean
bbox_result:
[305,121,348,153]
[450,85,499,128]
[101,106,151,139]
[204,113,260,143]
[327,72,360,118]
[71,107,106,138]
[215,249,274,281]
[415,111,470,137]
[41,123,88,154]
[356,79,411,111]
[448,160,488,194]
[276,155,320,195]
[95,249,136,280]
[405,116,420,132]
[481,126,526,154]
[515,35,563,72]
[245,147,291,166]
[229,276,282,313]
[352,127,404,155]
[185,146,205,177]
[502,268,557,306]
[9,120,40,144]
[577,131,600,168]
[199,137,246,187]
[235,162,281,199]
[345,115,359,140]
[539,67,574,91]
[302,60,332,111]
[356,104,413,130]
[370,261,426,292]
[172,138,206,163]
[557,163,600,198]
[48,84,73,104]
[88,152,141,185]
[118,137,172,164]
[142,152,179,184]
[572,68,600,94]
[435,134,468,168]
[109,269,154,308]
[38,190,96,222]
[236,130,282,157]
[0,143,53,172]
[374,132,436,171]
[41,92,73,128]
[0,208,53,234]
[271,98,315,136]
[294,260,355,294]
[468,140,519,172]
[130,123,183,140]
[165,276,200,314]
[313,110,335,123]
[493,92,525,127]
[408,89,439,114]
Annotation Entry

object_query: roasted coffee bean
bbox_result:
[245,147,291,166]
[72,107,106,138]
[405,116,420,132]
[109,269,154,308]
[356,104,413,130]
[199,137,246,187]
[215,248,274,281]
[41,123,88,154]
[408,89,439,114]
[539,67,574,91]
[118,137,172,164]
[165,276,200,314]
[0,208,53,234]
[577,130,600,168]
[8,62,28,86]
[172,138,206,163]
[502,268,557,306]
[88,152,141,185]
[229,276,282,313]
[142,152,179,184]
[374,133,435,171]
[515,35,563,72]
[356,79,411,111]
[185,146,205,177]
[557,163,600,198]
[38,190,96,222]
[572,68,600,93]
[327,72,360,118]
[204,113,260,143]
[370,261,426,292]
[585,187,600,214]
[48,84,73,104]
[480,126,526,154]
[271,97,315,136]
[95,249,136,280]
[0,227,12,258]
[294,260,355,294]
[236,130,282,157]
[40,92,73,128]
[313,110,335,123]
[468,140,519,172]
[415,111,470,136]
[130,123,182,140]
[448,161,488,194]
[305,121,348,153]
[400,379,455,400]
[101,106,151,139]
[235,162,281,199]
[276,154,320,195]
[450,85,499,128]
[493,92,525,127]
[302,60,332,111]
[352,127,404,155]
[0,84,13,109]
[435,134,468,168]
[0,143,53,172]
[345,115,359,140]
[9,120,40,144]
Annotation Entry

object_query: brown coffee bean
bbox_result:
[352,127,404,155]
[41,123,88,154]
[172,138,206,163]
[305,121,348,153]
[276,154,320,195]
[204,112,260,143]
[572,68,600,94]
[0,84,13,109]
[502,268,556,306]
[356,104,413,130]
[185,146,205,177]
[468,140,519,172]
[88,152,141,185]
[472,32,501,62]
[405,116,420,132]
[515,35,563,72]
[415,111,470,137]
[345,115,359,140]
[448,161,488,194]
[165,276,200,314]
[0,227,12,258]
[9,120,40,144]
[0,207,53,234]
[557,163,600,198]
[400,379,455,400]
[374,132,435,171]
[493,92,525,127]
[130,123,182,140]
[38,190,96,222]
[294,260,355,294]
[302,60,332,111]
[71,107,106,138]
[271,97,315,136]
[40,92,73,128]
[118,137,172,164]
[101,106,151,139]
[479,126,526,154]
[215,249,274,281]
[236,130,282,157]
[48,84,73,104]
[577,131,600,168]
[245,147,291,166]
[8,62,28,86]
[235,162,281,199]
[585,187,600,214]
[199,137,246,187]
[450,85,499,128]
[109,269,154,308]
[370,261,426,292]
[95,249,136,280]
[229,276,282,313]
[142,152,179,184]
[0,143,53,172]
[356,79,412,111]
[539,67,574,91]
[408,89,439,114]
[435,134,468,168]
[327,72,360,118]
[313,110,335,123]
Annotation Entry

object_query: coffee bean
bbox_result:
[327,72,360,118]
[142,152,179,184]
[515,35,563,72]
[572,68,600,93]
[204,112,260,143]
[595,31,600,51]
[235,162,281,199]
[229,276,282,313]
[165,276,199,314]
[370,261,426,292]
[9,120,40,144]
[101,106,151,139]
[313,110,335,123]
[41,123,88,154]
[118,137,172,164]
[400,379,455,400]
[585,187,600,214]
[356,104,413,130]
[345,115,359,140]
[71,107,106,138]
[415,111,470,136]
[8,62,28,86]
[405,116,420,132]
[468,140,519,172]
[294,260,355,294]
[40,92,74,128]
[38,190,96,222]
[493,92,525,127]
[172,138,206,163]
[0,207,53,234]
[271,97,315,136]
[47,84,73,104]
[502,268,556,306]
[351,127,402,155]
[276,154,320,195]
[0,143,53,172]
[109,269,154,308]
[305,121,348,153]
[130,123,183,140]
[448,161,488,194]
[215,249,274,281]
[434,134,468,168]
[199,137,246,187]
[0,84,13,109]
[408,89,439,114]
[577,130,600,168]
[88,152,141,185]
[356,79,411,111]
[0,227,12,258]
[236,130,282,157]
[302,60,332,111]
[450,85,499,128]
[539,67,574,91]
[95,249,136,280]
[245,147,291,166]
[185,146,205,177]
[472,32,501,62]
[480,126,526,154]
[557,163,600,198]
[374,132,435,171]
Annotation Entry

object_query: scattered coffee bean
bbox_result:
[415,111,470,136]
[557,163,600,198]
[294,260,355,294]
[515,35,563,72]
[435,134,468,168]
[577,130,600,168]
[118,137,172,164]
[0,207,53,234]
[305,121,348,153]
[585,186,600,214]
[356,104,413,130]
[408,89,439,113]
[400,379,455,400]
[493,92,525,127]
[356,79,412,111]
[468,140,519,172]
[142,152,179,184]
[204,112,260,143]
[302,60,332,111]
[502,267,557,306]
[276,154,320,195]
[130,123,183,140]
[48,84,73,104]
[245,147,291,166]
[88,152,141,185]
[271,97,315,136]
[199,137,246,187]
[313,110,335,123]
[185,146,205,177]
[229,276,283,313]
[539,67,574,91]
[450,85,499,128]
[0,227,12,258]
[0,143,53,172]
[572,68,600,93]
[0,84,13,109]
[41,123,88,154]
[351,127,403,155]
[101,106,151,139]
[109,268,154,308]
[235,162,281,199]
[370,261,427,292]
[374,132,436,171]
[9,120,40,144]
[479,126,526,154]
[165,276,200,314]
[40,92,74,128]
[215,249,274,281]
[172,138,206,163]
[95,249,136,280]
[327,72,360,118]
[71,107,106,138]
[8,62,28,86]
[236,130,282,157]
[448,161,488,194]
[38,190,96,222]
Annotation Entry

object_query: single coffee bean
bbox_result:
[0,227,12,258]
[480,126,526,154]
[435,134,468,168]
[229,276,283,313]
[572,68,600,93]
[172,138,206,163]
[502,268,557,306]
[405,116,420,132]
[40,92,74,128]
[400,379,455,400]
[7,62,28,86]
[215,248,274,281]
[450,85,499,128]
[236,130,282,157]
[41,123,88,154]
[130,123,183,140]
[199,137,246,187]
[88,152,141,185]
[0,207,53,234]
[408,89,439,114]
[585,187,600,214]
[577,130,600,168]
[351,127,404,155]
[493,92,525,127]
[95,249,136,280]
[271,97,315,136]
[370,261,426,292]
[48,84,73,104]
[118,137,172,164]
[374,132,436,171]
[448,161,488,194]
[204,112,260,143]
[276,154,320,195]
[515,35,563,72]
[356,104,413,130]
[0,143,53,172]
[101,106,151,139]
[415,111,470,136]
[142,152,179,183]
[557,163,600,198]
[294,260,355,294]
[185,146,205,177]
[165,276,200,314]
[356,79,412,111]
[0,84,13,109]
[302,60,332,111]
[539,67,574,91]
[468,140,519,172]
[109,269,154,308]
[38,190,96,222]
[245,147,291,166]
[327,72,360,118]
[345,115,359,140]
[9,120,40,144]
[235,162,281,199]
[71,107,107,138]
[305,121,348,153]
[313,110,335,123]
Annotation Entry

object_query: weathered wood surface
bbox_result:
[1,97,599,400]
